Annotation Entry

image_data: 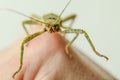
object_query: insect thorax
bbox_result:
[42,13,62,33]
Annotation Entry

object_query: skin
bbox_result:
[0,26,106,80]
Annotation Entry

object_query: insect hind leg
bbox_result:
[82,30,109,60]
[61,28,109,60]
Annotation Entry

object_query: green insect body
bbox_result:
[1,0,109,79]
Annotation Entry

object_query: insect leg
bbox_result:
[12,30,46,79]
[61,29,109,60]
[62,14,76,28]
[22,20,39,35]
[66,33,79,58]
[81,30,109,60]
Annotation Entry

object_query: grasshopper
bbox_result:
[1,0,109,79]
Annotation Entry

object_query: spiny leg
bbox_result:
[12,41,24,79]
[12,30,46,79]
[61,14,76,36]
[22,20,40,35]
[62,14,76,28]
[81,30,109,60]
[61,28,109,60]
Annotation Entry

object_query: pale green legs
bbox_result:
[12,30,45,78]
[61,28,109,60]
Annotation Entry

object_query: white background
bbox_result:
[0,0,120,79]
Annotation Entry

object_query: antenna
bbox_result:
[55,0,72,23]
[59,0,72,17]
[0,8,48,24]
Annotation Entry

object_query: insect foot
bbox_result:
[65,45,73,58]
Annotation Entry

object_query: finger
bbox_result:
[22,29,67,80]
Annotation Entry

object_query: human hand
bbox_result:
[0,26,116,80]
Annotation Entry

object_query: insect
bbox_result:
[1,0,109,79]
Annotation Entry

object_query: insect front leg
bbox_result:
[12,30,45,79]
[61,28,109,60]
[22,20,41,35]
[62,14,76,28]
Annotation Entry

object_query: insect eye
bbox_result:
[48,17,56,20]
[52,18,56,19]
